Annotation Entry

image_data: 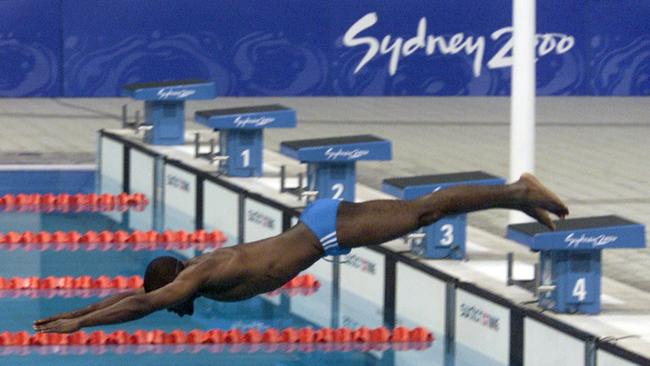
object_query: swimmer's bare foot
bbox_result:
[513,173,569,230]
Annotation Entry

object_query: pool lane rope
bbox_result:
[0,229,227,251]
[0,341,431,355]
[0,274,320,297]
[0,193,148,213]
[0,326,433,347]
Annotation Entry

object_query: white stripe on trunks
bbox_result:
[322,237,338,246]
[320,231,337,242]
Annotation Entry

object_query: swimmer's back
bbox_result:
[192,224,322,301]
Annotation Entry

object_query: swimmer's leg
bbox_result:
[336,173,568,249]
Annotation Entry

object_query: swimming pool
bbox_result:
[0,198,504,365]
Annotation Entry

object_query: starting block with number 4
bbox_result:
[507,215,645,314]
[382,171,504,260]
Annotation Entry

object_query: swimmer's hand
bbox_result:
[33,312,76,327]
[33,290,143,331]
[33,318,80,334]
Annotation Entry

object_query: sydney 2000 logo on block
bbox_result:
[157,88,196,99]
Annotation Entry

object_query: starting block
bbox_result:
[122,79,216,145]
[195,105,296,177]
[382,171,504,259]
[280,135,391,201]
[507,215,646,314]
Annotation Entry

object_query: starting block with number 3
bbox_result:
[382,171,504,260]
[280,135,392,201]
[507,216,645,314]
[195,105,296,177]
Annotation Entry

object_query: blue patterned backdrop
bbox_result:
[1,0,649,96]
[0,0,61,96]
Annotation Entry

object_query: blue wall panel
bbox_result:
[0,0,62,96]
[0,0,648,96]
[587,0,650,95]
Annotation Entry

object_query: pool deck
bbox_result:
[0,97,648,293]
[101,126,650,359]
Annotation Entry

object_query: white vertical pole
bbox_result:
[510,0,536,224]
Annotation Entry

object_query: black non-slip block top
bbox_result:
[123,79,207,90]
[383,171,501,188]
[508,215,640,235]
[196,104,290,118]
[281,135,386,150]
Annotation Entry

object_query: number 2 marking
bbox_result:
[332,183,344,199]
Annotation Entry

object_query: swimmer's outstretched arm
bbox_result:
[34,275,203,333]
[33,289,143,328]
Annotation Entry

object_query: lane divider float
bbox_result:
[0,275,143,290]
[0,340,432,356]
[0,229,227,251]
[0,193,148,213]
[0,274,319,298]
[1,326,433,347]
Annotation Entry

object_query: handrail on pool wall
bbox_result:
[98,130,650,365]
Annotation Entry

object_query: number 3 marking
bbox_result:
[440,224,454,246]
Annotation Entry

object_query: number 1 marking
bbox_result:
[241,149,250,167]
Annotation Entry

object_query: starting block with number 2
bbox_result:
[280,135,392,202]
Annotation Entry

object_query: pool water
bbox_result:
[0,212,440,365]
[0,209,499,366]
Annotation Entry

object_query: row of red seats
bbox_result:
[0,229,227,248]
[0,193,147,212]
[0,342,431,356]
[0,275,143,290]
[2,327,433,346]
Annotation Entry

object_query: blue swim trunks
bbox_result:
[300,199,351,257]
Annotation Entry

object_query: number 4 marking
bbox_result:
[572,278,587,301]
